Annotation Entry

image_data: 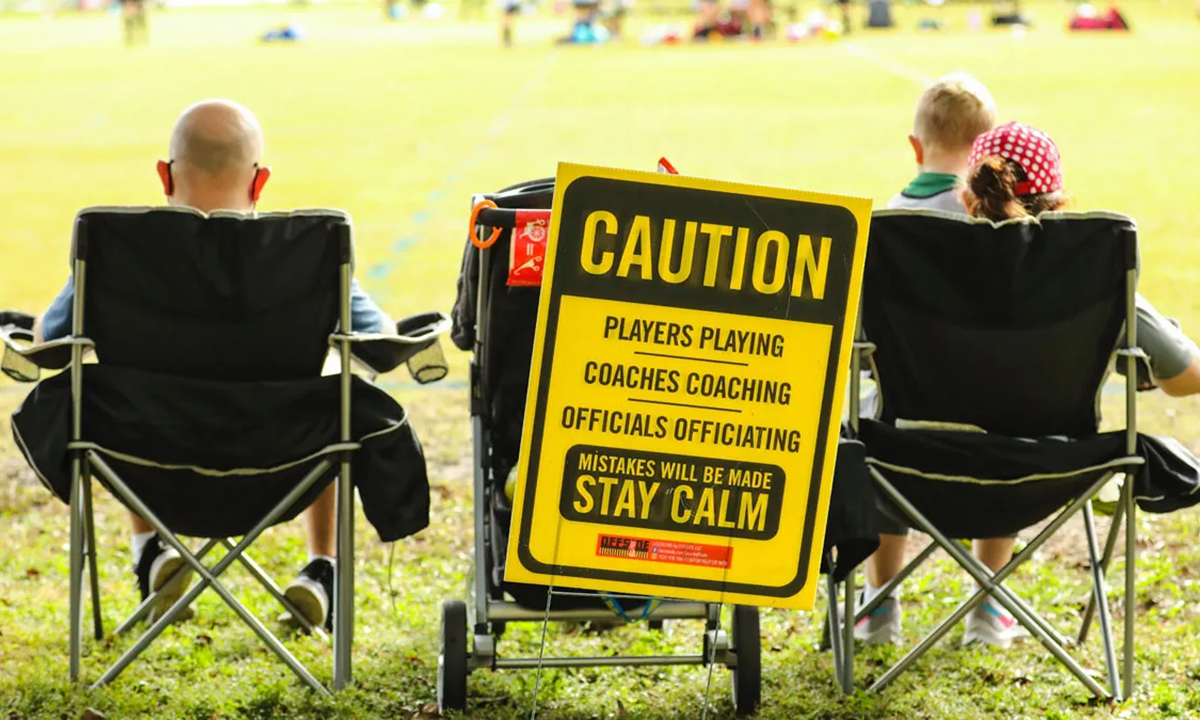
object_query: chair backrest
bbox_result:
[73,207,351,381]
[862,209,1137,438]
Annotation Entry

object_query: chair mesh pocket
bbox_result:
[407,342,448,384]
[2,345,39,382]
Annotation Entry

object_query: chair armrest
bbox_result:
[330,311,453,381]
[1,318,95,382]
[1113,346,1155,391]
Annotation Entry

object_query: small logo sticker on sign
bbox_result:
[596,534,733,569]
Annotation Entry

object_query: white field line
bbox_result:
[842,40,933,86]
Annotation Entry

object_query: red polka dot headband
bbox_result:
[968,121,1064,196]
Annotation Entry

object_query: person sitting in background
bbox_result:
[887,72,996,214]
[32,99,395,630]
[857,71,1003,649]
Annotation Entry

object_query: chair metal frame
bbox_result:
[2,209,445,695]
[827,221,1145,701]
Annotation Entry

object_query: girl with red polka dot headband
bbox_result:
[963,121,1066,221]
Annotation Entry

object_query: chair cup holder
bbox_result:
[2,345,40,382]
[406,342,448,385]
[1,321,39,382]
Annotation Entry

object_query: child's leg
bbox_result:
[747,0,770,37]
[694,0,721,37]
[866,532,908,590]
[134,1,148,43]
[121,2,136,45]
[973,537,1016,575]
[501,2,518,45]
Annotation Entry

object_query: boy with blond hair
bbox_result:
[859,73,1025,651]
[887,72,997,214]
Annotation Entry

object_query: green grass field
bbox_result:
[3,2,1200,717]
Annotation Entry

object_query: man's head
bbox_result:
[908,72,997,171]
[156,99,269,214]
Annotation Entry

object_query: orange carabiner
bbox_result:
[469,199,502,249]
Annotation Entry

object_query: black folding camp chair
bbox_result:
[834,209,1156,699]
[1,206,449,694]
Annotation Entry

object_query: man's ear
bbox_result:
[156,160,173,197]
[251,166,271,203]
[908,135,924,166]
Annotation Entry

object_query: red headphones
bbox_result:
[251,165,271,202]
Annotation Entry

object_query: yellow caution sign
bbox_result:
[505,163,871,610]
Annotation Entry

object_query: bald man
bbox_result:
[34,100,391,630]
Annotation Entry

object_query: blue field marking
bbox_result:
[391,235,418,254]
[356,57,556,390]
[362,56,556,294]
[366,260,395,281]
[411,208,434,225]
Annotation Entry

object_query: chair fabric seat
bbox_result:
[859,419,1200,539]
[12,364,430,541]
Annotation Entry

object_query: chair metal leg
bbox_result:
[82,466,104,641]
[841,571,855,694]
[1078,499,1124,646]
[334,462,354,690]
[819,586,832,651]
[98,547,327,694]
[870,470,1112,697]
[1083,501,1121,698]
[1122,264,1139,700]
[1123,473,1136,698]
[825,574,844,687]
[980,568,1070,650]
[89,453,332,694]
[336,258,355,692]
[68,457,84,682]
[223,540,328,640]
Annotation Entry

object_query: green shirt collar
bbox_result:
[901,172,961,199]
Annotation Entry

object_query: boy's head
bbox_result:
[909,72,996,170]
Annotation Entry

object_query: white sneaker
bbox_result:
[962,598,1031,649]
[280,558,334,631]
[854,591,903,645]
[134,534,195,624]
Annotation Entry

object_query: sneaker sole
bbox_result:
[283,577,327,629]
[148,556,194,624]
[854,626,902,646]
[962,620,1027,649]
[962,628,1013,649]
